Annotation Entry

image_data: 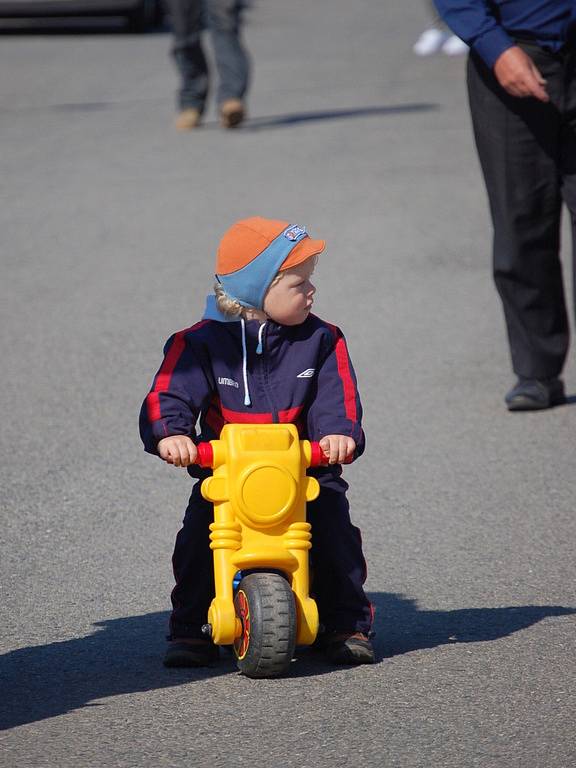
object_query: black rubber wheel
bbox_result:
[233,572,297,679]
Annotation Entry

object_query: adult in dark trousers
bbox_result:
[167,0,250,131]
[434,1,576,410]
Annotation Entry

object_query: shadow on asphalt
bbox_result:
[2,597,574,730]
[369,593,576,658]
[204,104,439,131]
[241,104,438,130]
[0,100,438,131]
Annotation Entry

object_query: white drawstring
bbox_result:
[256,322,266,355]
[240,318,251,406]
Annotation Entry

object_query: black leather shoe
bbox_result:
[505,377,565,411]
[163,640,219,668]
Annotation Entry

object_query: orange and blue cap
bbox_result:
[215,216,325,310]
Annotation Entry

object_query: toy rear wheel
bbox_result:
[233,572,296,678]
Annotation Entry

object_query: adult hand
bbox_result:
[158,435,197,467]
[319,435,356,464]
[493,46,549,102]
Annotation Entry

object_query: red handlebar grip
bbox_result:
[195,440,351,468]
[195,442,214,468]
[309,442,354,466]
[309,442,329,467]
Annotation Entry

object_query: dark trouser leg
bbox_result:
[467,46,568,379]
[169,483,214,639]
[205,0,250,106]
[561,50,576,320]
[167,0,209,111]
[308,487,373,635]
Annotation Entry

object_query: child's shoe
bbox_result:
[175,108,202,131]
[322,631,375,665]
[163,639,219,667]
[219,98,245,129]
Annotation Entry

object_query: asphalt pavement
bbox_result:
[1,2,575,766]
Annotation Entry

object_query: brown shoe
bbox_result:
[219,98,245,129]
[323,632,375,665]
[163,639,218,668]
[175,108,202,132]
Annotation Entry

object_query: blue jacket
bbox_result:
[434,0,575,68]
[139,298,365,487]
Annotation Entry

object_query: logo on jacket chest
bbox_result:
[218,376,240,389]
[297,368,315,378]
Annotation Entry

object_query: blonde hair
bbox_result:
[214,280,244,318]
[214,271,285,318]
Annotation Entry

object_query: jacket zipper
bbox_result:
[257,323,279,422]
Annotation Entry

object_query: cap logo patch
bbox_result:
[284,225,306,241]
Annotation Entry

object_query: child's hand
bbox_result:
[319,435,356,464]
[157,435,197,467]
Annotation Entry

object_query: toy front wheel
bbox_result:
[233,572,296,678]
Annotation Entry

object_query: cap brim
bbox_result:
[279,237,326,271]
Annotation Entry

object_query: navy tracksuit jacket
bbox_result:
[139,300,373,637]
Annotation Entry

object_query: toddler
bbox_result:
[139,217,374,667]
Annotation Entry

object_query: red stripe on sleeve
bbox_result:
[328,325,358,423]
[146,322,208,422]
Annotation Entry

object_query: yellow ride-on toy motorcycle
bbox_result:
[193,422,328,678]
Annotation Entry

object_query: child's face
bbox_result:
[263,258,316,326]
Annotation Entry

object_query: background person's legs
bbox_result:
[467,48,569,383]
[206,0,250,126]
[168,0,209,126]
[561,49,576,337]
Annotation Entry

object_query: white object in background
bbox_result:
[442,35,469,56]
[413,27,449,56]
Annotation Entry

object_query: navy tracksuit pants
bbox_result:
[169,480,373,640]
